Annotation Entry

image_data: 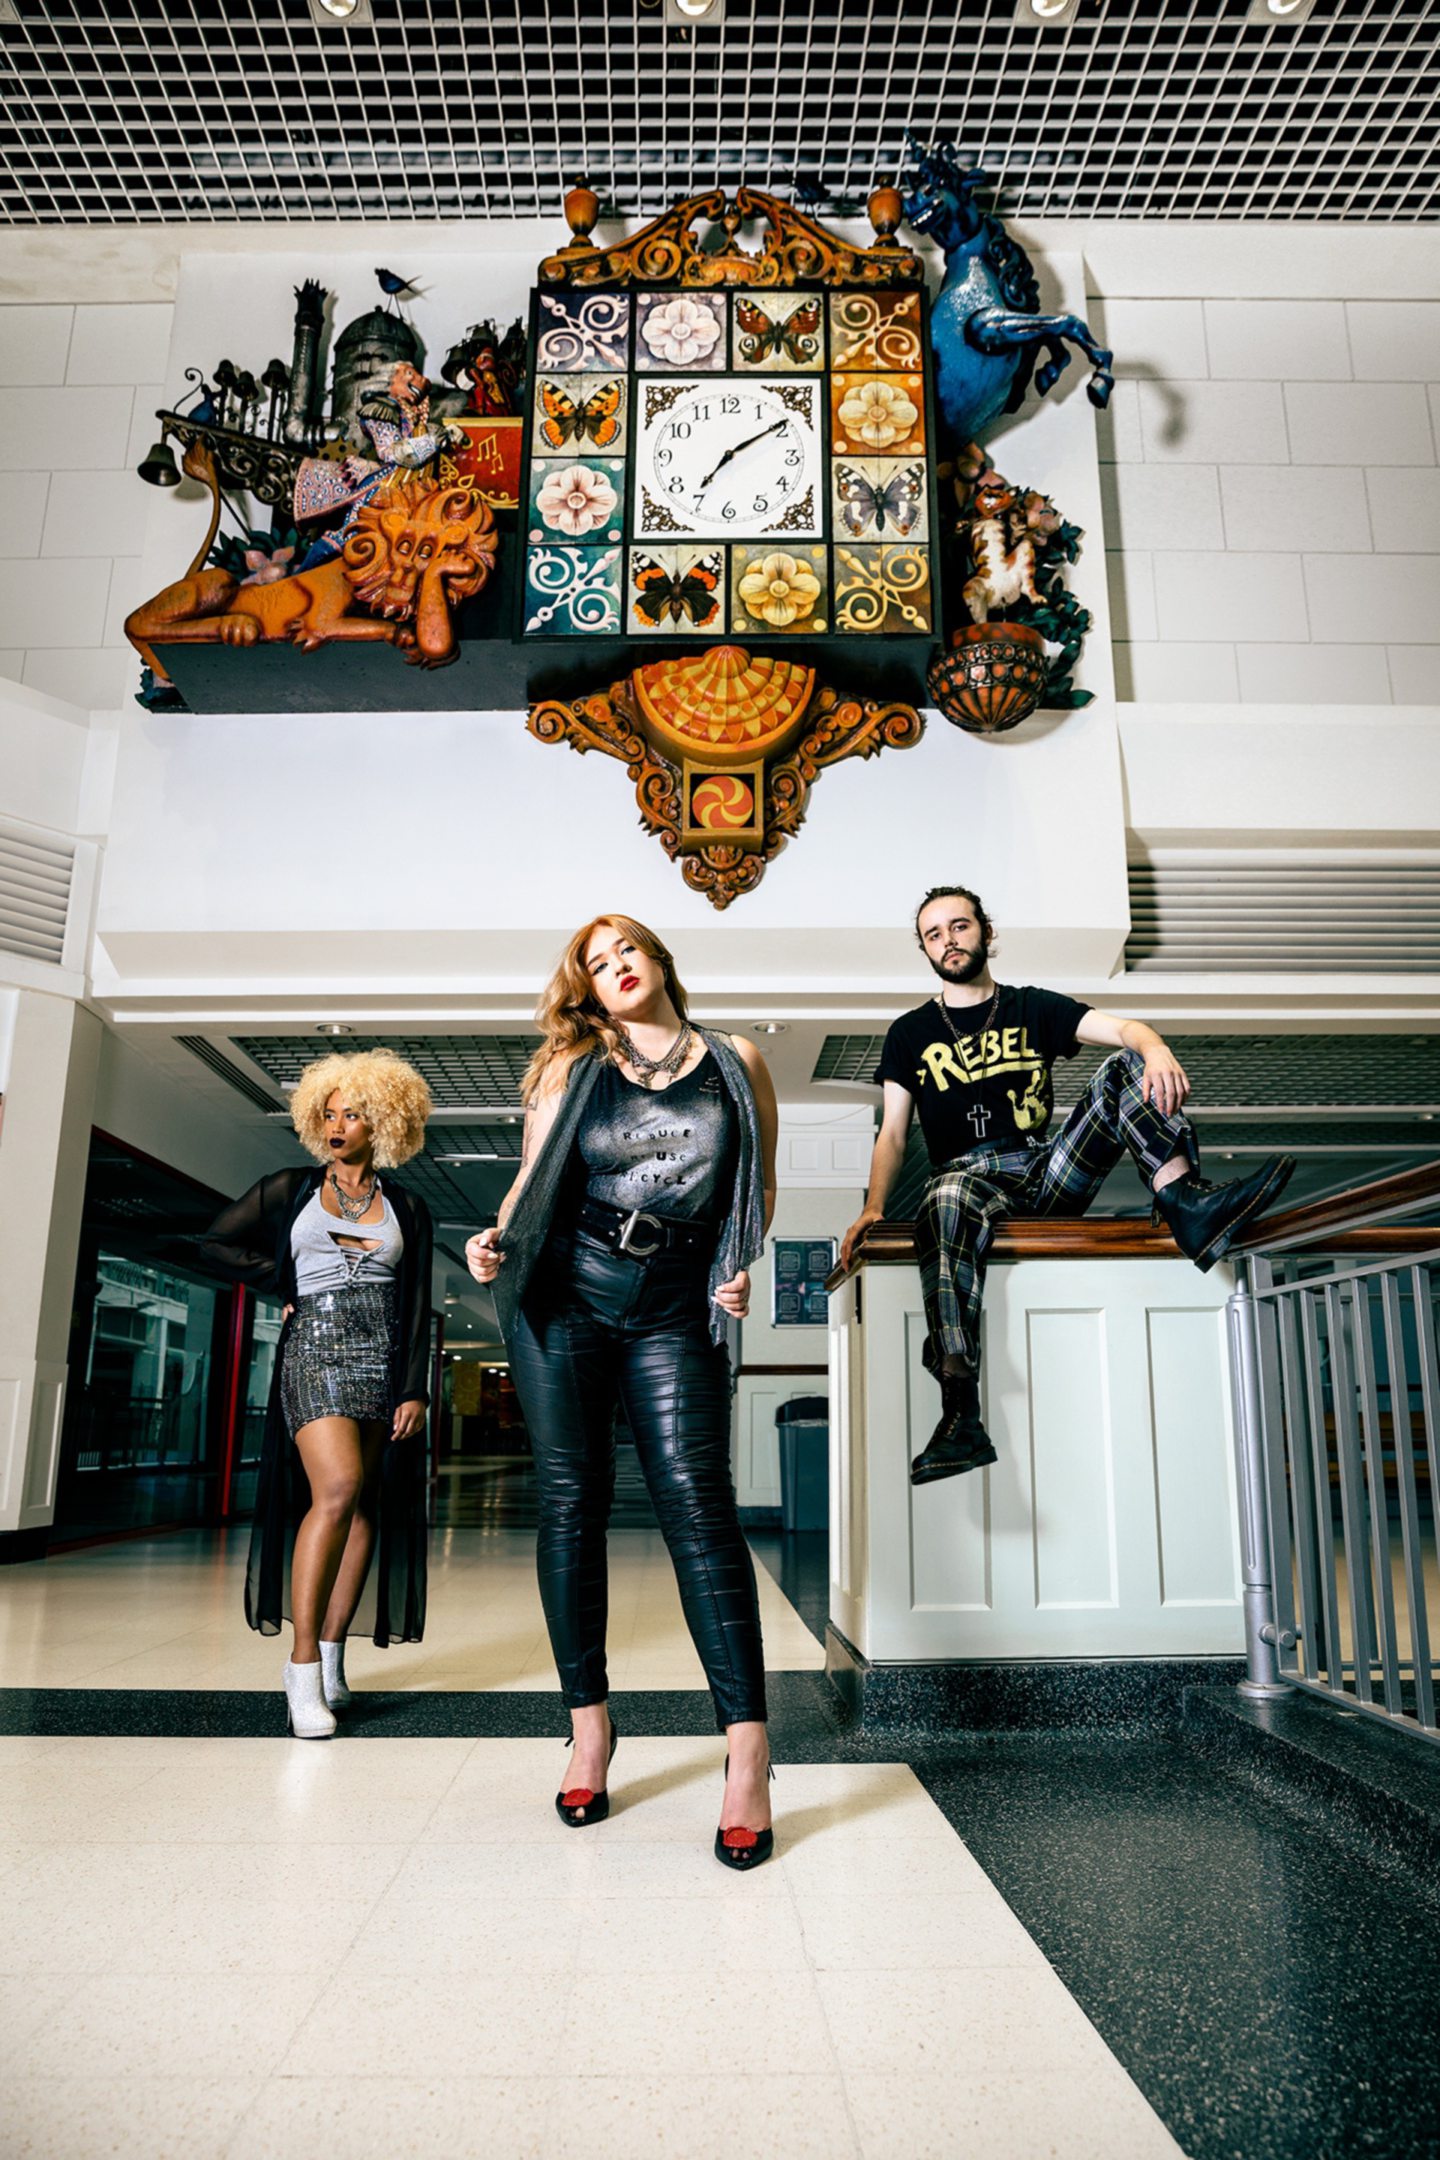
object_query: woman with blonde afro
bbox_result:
[202,1048,435,1738]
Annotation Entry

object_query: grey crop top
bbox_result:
[291,1186,404,1294]
[577,1055,739,1223]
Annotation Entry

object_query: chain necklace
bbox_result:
[615,1021,693,1091]
[329,1165,379,1220]
[935,982,1001,1144]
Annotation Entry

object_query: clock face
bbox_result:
[635,377,822,542]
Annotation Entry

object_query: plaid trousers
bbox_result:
[912,1051,1198,1376]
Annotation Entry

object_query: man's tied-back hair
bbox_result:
[914,885,994,949]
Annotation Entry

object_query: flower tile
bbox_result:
[635,292,728,371]
[527,457,626,544]
[830,371,926,457]
[730,543,829,635]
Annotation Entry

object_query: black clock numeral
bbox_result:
[673,422,691,439]
[721,503,736,521]
[784,448,801,468]
[668,478,685,494]
[753,495,769,514]
[721,395,740,414]
[656,446,672,466]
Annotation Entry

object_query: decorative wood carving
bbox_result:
[541,184,924,292]
[528,643,922,909]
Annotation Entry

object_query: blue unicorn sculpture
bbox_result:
[902,136,1113,448]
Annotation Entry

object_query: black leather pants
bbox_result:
[508,1227,768,1731]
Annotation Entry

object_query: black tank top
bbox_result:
[576,1054,739,1223]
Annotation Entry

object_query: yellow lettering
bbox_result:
[982,1029,1003,1067]
[1001,1026,1021,1061]
[920,1042,964,1092]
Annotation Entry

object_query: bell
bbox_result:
[138,439,180,487]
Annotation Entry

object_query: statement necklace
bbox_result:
[615,1022,693,1091]
[329,1166,378,1221]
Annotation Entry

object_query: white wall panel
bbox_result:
[1025,1309,1117,1612]
[1152,552,1309,644]
[1346,302,1440,383]
[1136,380,1286,466]
[0,306,74,385]
[1302,556,1440,646]
[830,1255,1243,1661]
[1284,382,1435,468]
[1234,644,1391,707]
[65,303,173,387]
[1219,466,1369,554]
[1146,1308,1241,1610]
[1203,300,1351,382]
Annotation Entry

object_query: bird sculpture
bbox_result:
[375,267,422,309]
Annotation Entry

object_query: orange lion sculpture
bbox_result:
[125,440,498,678]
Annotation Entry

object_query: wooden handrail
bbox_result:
[825,1198,1440,1289]
[1228,1156,1440,1255]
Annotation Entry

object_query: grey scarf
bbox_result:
[490,1026,766,1348]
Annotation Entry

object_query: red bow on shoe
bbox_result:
[721,1826,759,1850]
[561,1788,596,1807]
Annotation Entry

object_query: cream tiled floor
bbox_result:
[0,1735,1186,2160]
[0,1526,825,1692]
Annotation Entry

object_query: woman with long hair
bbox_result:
[467,915,779,1867]
[202,1048,434,1737]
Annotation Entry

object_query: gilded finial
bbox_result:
[867,179,904,242]
[561,177,601,252]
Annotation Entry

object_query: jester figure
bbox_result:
[293,362,465,570]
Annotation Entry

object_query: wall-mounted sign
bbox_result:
[771,1237,837,1327]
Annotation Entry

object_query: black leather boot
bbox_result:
[1153,1155,1295,1272]
[911,1372,998,1485]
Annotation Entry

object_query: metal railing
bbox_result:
[1227,1162,1440,1744]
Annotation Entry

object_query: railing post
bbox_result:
[1226,1265,1290,1701]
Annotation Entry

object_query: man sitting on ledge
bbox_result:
[839,885,1295,1487]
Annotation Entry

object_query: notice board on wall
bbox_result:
[771,1237,837,1327]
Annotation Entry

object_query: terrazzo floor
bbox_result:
[3,1505,1439,2159]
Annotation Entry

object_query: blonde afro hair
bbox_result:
[290,1047,432,1169]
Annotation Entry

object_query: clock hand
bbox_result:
[696,418,789,494]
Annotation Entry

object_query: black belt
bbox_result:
[575,1197,714,1259]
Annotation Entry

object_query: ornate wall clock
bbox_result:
[522,183,935,905]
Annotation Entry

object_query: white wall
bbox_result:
[1095,293,1440,707]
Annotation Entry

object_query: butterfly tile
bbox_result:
[832,541,932,634]
[527,456,626,544]
[831,455,929,544]
[830,371,926,457]
[829,291,923,372]
[730,542,829,636]
[731,292,825,372]
[532,371,627,456]
[535,291,632,373]
[627,545,726,636]
[635,292,728,371]
[523,543,623,636]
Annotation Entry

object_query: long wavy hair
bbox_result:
[522,914,691,1102]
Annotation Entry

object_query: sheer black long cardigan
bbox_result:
[201,1165,432,1646]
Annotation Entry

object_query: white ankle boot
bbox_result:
[283,1658,337,1740]
[319,1638,352,1710]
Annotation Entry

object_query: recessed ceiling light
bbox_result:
[438,1152,503,1162]
[753,1023,788,1035]
[310,0,373,23]
[315,1023,354,1035]
[1245,0,1315,20]
[1014,0,1081,24]
[664,0,724,22]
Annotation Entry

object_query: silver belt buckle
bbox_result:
[618,1208,663,1257]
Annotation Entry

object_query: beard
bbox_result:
[928,941,988,986]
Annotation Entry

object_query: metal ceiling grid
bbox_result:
[232,1033,537,1107]
[1126,865,1440,973]
[814,1031,1440,1106]
[1,0,1435,227]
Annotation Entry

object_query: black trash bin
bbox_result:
[776,1394,829,1533]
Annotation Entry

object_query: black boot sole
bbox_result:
[1194,1155,1296,1271]
[911,1444,998,1485]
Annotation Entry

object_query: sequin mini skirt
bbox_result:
[280,1283,397,1431]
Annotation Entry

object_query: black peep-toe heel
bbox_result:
[556,1717,618,1827]
[714,1754,776,1871]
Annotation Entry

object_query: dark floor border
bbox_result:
[825,1622,1247,1735]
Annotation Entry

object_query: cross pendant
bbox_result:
[967,1101,992,1141]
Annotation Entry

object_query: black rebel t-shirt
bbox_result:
[874,985,1091,1167]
